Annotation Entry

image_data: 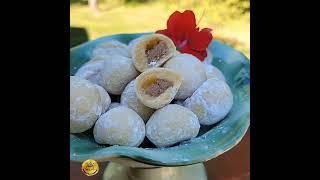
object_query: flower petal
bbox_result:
[156,29,182,48]
[167,11,182,36]
[180,10,197,32]
[167,10,197,42]
[188,28,213,51]
[156,10,212,57]
[180,46,207,61]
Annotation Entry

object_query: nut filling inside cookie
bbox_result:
[143,77,173,97]
[145,40,168,65]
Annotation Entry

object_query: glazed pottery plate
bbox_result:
[70,33,250,166]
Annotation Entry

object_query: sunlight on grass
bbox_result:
[70,1,250,58]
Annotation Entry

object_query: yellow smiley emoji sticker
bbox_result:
[81,159,99,176]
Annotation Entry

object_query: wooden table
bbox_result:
[70,128,250,180]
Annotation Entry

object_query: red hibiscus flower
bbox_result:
[156,10,213,61]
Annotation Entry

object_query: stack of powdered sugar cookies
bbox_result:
[70,34,233,148]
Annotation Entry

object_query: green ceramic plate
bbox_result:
[70,33,250,166]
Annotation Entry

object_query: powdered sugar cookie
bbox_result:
[204,64,226,81]
[93,106,145,147]
[92,40,130,58]
[184,78,233,125]
[135,68,182,109]
[107,102,121,111]
[164,53,206,99]
[146,104,200,147]
[70,76,111,133]
[121,80,155,122]
[100,55,138,95]
[131,34,176,72]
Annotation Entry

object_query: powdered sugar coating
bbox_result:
[107,102,121,111]
[120,80,155,122]
[75,55,115,86]
[70,76,111,133]
[93,106,145,147]
[92,40,130,58]
[164,54,206,100]
[184,78,233,125]
[204,64,226,81]
[75,59,104,86]
[146,104,200,147]
[94,84,111,113]
[128,36,144,55]
[100,55,139,95]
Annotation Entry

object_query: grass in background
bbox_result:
[70,0,250,58]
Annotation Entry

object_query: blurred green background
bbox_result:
[70,0,250,58]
